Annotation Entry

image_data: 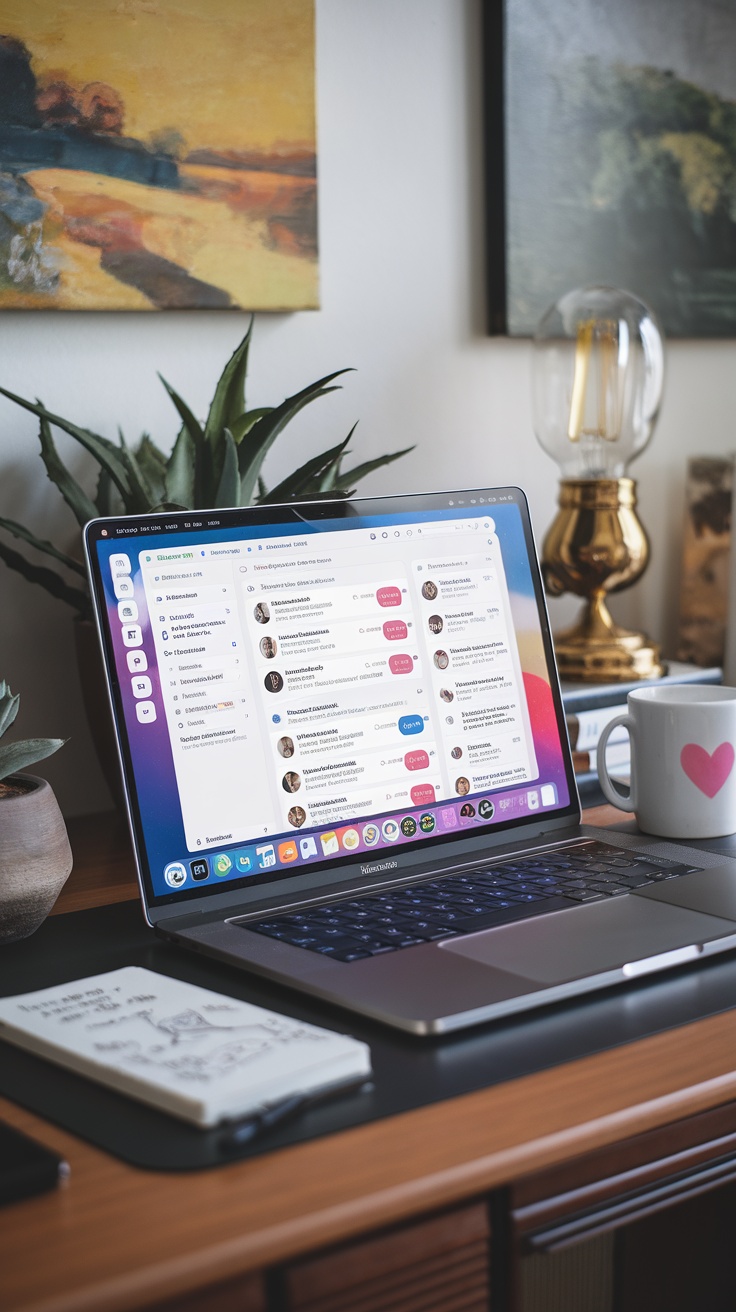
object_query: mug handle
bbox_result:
[596,714,636,811]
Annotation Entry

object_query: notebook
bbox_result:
[0,967,370,1127]
[84,488,736,1034]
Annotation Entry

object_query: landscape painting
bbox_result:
[0,0,318,310]
[488,0,736,336]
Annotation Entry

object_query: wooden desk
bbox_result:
[5,810,736,1312]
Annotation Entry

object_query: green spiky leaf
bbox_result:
[238,370,352,505]
[0,681,20,739]
[0,538,91,616]
[37,416,98,527]
[0,737,66,782]
[0,387,132,500]
[213,429,240,508]
[134,435,168,506]
[203,318,253,445]
[0,515,87,576]
[259,434,353,503]
[164,423,196,507]
[332,445,415,490]
[230,407,273,443]
[94,467,117,517]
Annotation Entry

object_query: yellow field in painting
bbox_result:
[0,166,318,311]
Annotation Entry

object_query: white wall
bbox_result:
[2,0,736,816]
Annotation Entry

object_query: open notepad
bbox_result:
[0,967,371,1128]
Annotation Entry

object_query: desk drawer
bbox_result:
[511,1100,736,1252]
[280,1201,491,1312]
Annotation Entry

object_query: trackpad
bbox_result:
[440,897,736,985]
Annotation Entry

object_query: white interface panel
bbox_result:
[138,517,538,852]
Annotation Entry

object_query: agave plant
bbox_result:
[0,318,412,620]
[0,680,65,784]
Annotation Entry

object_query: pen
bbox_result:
[217,1077,373,1153]
[218,1093,309,1151]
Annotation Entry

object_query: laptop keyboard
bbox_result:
[244,841,702,963]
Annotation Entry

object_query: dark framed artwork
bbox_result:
[484,0,736,337]
[0,0,318,311]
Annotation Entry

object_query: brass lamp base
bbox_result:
[542,477,664,684]
[552,596,664,683]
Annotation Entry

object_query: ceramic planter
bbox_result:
[0,775,73,944]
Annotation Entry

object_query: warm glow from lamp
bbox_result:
[532,286,664,479]
[531,285,666,683]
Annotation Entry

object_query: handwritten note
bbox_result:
[0,967,371,1126]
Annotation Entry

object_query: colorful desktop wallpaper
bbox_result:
[0,0,318,310]
[92,503,573,902]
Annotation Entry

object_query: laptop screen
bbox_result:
[85,488,578,907]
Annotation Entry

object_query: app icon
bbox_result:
[300,836,318,859]
[214,853,233,876]
[440,806,458,829]
[400,816,417,838]
[126,650,148,673]
[131,675,152,699]
[117,599,139,623]
[382,819,400,842]
[122,624,143,647]
[110,553,131,575]
[320,831,339,856]
[478,799,495,820]
[419,812,436,833]
[189,859,209,881]
[540,784,557,807]
[256,844,276,869]
[236,851,253,872]
[113,576,134,600]
[163,861,186,888]
[135,701,156,724]
[362,823,380,847]
[527,790,540,810]
[278,840,298,863]
[342,828,360,850]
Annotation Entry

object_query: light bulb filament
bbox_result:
[567,318,621,444]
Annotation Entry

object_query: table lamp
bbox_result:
[532,285,665,682]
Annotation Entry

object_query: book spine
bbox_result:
[561,665,722,714]
[567,705,628,752]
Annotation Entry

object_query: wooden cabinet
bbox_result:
[279,1202,491,1312]
[142,1273,267,1312]
[507,1101,736,1312]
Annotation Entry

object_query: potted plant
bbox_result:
[0,681,71,943]
[0,319,412,795]
[0,317,412,617]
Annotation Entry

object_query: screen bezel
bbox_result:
[84,487,580,921]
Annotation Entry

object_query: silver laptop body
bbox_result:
[85,489,736,1034]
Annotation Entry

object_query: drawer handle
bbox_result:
[525,1154,736,1253]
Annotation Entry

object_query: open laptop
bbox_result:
[84,487,736,1034]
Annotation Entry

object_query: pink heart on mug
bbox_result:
[680,742,735,798]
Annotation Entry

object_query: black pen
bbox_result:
[217,1077,373,1153]
[218,1093,310,1151]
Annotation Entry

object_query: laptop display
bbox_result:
[85,489,578,912]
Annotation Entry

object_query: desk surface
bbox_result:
[6,808,736,1312]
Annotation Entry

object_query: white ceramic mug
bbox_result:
[596,685,736,838]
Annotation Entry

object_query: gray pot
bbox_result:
[0,775,73,944]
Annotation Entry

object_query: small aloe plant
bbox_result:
[0,681,66,784]
[0,318,413,620]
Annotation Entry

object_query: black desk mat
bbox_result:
[3,899,736,1171]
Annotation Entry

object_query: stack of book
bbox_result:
[562,661,722,798]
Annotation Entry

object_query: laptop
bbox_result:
[84,487,736,1034]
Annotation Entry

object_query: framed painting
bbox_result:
[0,0,318,310]
[485,0,736,337]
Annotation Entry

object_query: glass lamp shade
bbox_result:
[532,286,664,479]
